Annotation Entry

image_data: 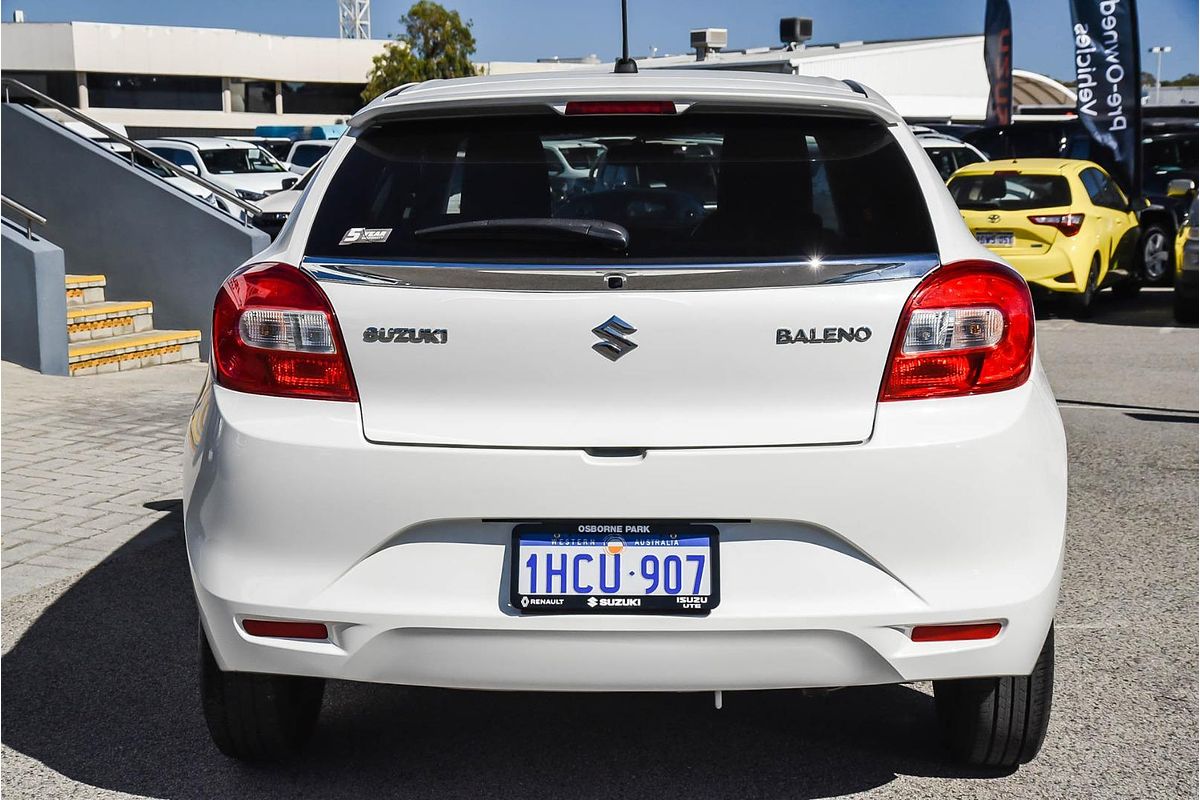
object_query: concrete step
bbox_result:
[65,274,106,306]
[67,300,154,342]
[69,329,202,375]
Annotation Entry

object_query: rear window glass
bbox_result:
[948,173,1072,211]
[923,147,964,180]
[291,144,329,168]
[306,113,936,263]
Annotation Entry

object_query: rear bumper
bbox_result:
[184,369,1067,691]
[987,249,1081,291]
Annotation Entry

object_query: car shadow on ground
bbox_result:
[1035,286,1194,328]
[2,505,1008,800]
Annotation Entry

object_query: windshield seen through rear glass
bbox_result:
[306,113,936,263]
[199,147,285,174]
[948,173,1072,211]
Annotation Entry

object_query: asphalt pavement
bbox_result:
[2,288,1196,800]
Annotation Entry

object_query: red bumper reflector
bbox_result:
[564,100,676,115]
[242,619,329,640]
[910,622,1002,642]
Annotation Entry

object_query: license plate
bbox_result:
[511,522,719,614]
[976,231,1014,247]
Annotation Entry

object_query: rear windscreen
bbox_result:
[948,173,1072,211]
[306,113,936,263]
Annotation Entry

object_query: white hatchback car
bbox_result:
[912,126,990,181]
[138,137,296,201]
[185,71,1067,768]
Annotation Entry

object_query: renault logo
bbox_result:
[592,316,638,362]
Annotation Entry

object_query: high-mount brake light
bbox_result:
[1028,213,1084,237]
[564,100,677,115]
[879,261,1034,401]
[213,262,358,401]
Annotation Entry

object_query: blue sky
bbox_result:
[2,0,1196,81]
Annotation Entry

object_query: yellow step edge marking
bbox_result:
[68,318,134,334]
[67,301,153,320]
[70,344,184,374]
[69,329,201,359]
[65,274,106,286]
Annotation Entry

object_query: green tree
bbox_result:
[362,2,477,103]
[1164,73,1199,86]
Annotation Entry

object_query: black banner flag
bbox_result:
[1068,0,1143,195]
[984,0,1013,126]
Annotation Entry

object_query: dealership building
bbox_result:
[0,21,387,135]
[1,18,1081,136]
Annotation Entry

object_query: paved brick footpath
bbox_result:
[1,360,208,599]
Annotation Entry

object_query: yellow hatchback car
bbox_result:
[948,158,1140,316]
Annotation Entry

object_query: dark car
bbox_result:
[965,118,1198,285]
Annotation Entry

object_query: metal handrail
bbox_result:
[1,195,48,239]
[1,78,264,222]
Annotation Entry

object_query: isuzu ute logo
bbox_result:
[592,316,638,362]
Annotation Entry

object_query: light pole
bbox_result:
[1149,45,1172,105]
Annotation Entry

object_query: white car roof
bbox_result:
[351,70,899,128]
[291,139,336,147]
[139,137,259,151]
[918,136,972,147]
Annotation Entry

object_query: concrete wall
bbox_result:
[1,103,271,355]
[1,221,69,376]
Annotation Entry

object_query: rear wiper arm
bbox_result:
[413,218,629,251]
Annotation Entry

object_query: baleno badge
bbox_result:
[592,316,638,362]
[777,327,872,345]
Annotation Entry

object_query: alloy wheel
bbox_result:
[1142,230,1170,282]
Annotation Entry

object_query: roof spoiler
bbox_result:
[841,79,897,113]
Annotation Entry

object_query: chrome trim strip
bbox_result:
[301,255,939,291]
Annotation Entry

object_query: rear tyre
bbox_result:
[200,627,325,762]
[1070,258,1100,319]
[933,624,1054,769]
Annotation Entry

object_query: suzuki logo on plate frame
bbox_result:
[591,316,638,362]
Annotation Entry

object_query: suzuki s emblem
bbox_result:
[587,597,599,607]
[987,213,1001,223]
[591,316,638,362]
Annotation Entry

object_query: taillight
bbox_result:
[213,262,358,401]
[564,100,677,115]
[1028,213,1084,236]
[879,261,1033,401]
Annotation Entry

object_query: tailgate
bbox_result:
[318,271,918,448]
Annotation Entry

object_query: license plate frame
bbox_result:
[510,521,720,615]
[976,231,1015,247]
